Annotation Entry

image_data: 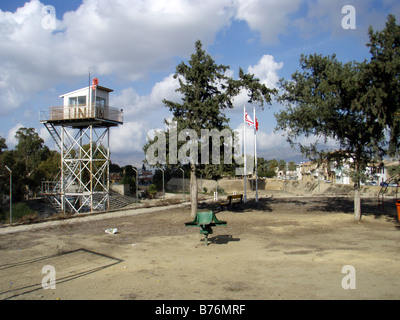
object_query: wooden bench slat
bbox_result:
[219,194,243,209]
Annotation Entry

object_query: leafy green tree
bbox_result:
[288,161,297,171]
[0,136,7,153]
[152,167,171,191]
[37,151,61,181]
[109,162,122,173]
[260,158,276,178]
[0,136,8,198]
[145,40,275,217]
[148,184,157,199]
[14,127,50,198]
[0,146,18,202]
[365,14,400,157]
[120,174,136,194]
[122,165,136,178]
[278,160,286,171]
[387,165,400,181]
[119,165,137,194]
[15,127,47,173]
[276,54,386,220]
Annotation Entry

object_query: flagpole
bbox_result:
[88,73,91,112]
[254,106,258,203]
[88,73,91,100]
[243,106,247,203]
[94,81,97,117]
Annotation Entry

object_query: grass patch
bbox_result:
[0,202,38,224]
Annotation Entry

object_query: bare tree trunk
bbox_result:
[354,182,362,221]
[190,164,198,218]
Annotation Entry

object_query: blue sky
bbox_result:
[0,0,399,166]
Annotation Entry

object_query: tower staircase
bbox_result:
[43,122,62,150]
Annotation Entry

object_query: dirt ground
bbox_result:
[0,193,399,300]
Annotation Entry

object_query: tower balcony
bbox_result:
[40,104,124,128]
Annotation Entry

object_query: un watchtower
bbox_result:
[40,79,123,214]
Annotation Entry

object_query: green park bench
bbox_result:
[185,211,227,245]
[220,194,243,210]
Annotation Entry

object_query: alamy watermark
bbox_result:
[42,265,56,290]
[342,5,356,30]
[341,265,356,289]
[41,5,56,30]
[40,4,355,31]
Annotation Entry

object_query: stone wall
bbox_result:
[167,177,398,197]
[110,183,130,196]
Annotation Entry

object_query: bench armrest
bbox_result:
[213,214,227,225]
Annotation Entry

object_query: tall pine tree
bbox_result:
[276,54,386,220]
[146,40,275,217]
[366,14,400,157]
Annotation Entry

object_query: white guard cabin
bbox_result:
[44,84,123,127]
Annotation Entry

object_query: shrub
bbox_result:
[8,203,38,223]
[148,184,157,199]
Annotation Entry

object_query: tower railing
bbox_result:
[40,104,123,124]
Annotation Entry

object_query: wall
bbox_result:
[166,177,399,197]
[166,177,252,194]
[111,183,130,196]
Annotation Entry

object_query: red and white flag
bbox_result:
[244,111,254,128]
[245,112,259,131]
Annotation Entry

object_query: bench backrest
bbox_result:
[228,194,243,201]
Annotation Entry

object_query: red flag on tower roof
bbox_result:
[92,78,99,91]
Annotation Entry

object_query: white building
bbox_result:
[59,85,114,121]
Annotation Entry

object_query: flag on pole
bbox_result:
[92,78,99,91]
[244,111,255,128]
[254,107,258,202]
[243,107,260,203]
[245,111,259,131]
[243,107,247,203]
[91,78,99,111]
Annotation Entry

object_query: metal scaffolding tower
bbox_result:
[40,83,123,214]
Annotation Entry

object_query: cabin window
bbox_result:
[96,97,106,107]
[69,96,87,106]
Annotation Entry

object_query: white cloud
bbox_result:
[233,0,400,46]
[60,0,234,79]
[232,54,283,110]
[6,123,25,148]
[235,0,302,44]
[111,74,180,121]
[1,0,396,119]
[247,54,284,89]
[233,121,341,162]
[291,0,400,41]
[235,123,288,154]
[0,0,234,115]
[110,120,149,154]
[110,88,140,115]
[108,74,182,158]
[2,0,395,165]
